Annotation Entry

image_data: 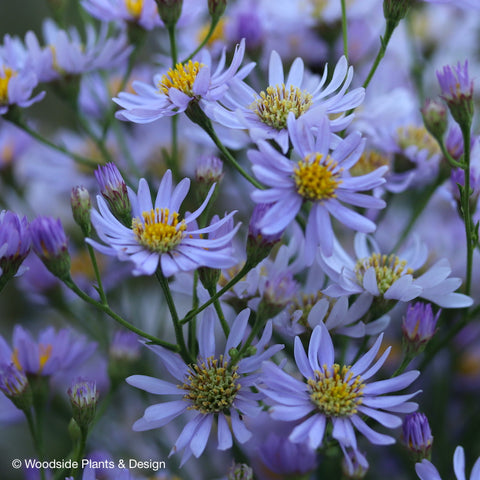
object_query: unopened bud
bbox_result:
[71,186,92,236]
[0,363,32,411]
[155,0,184,27]
[421,98,447,141]
[68,378,98,429]
[383,0,414,27]
[402,412,433,462]
[208,0,227,21]
[402,302,440,356]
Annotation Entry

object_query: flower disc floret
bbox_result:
[125,0,143,17]
[132,208,186,253]
[0,67,16,104]
[182,355,241,414]
[396,126,440,157]
[308,364,365,417]
[294,154,342,201]
[159,61,205,97]
[251,84,313,130]
[355,253,413,295]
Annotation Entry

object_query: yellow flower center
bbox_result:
[293,153,342,201]
[396,125,440,157]
[0,67,16,104]
[308,364,365,417]
[132,208,186,253]
[354,253,414,295]
[125,0,143,17]
[182,355,241,414]
[250,84,313,130]
[288,291,329,327]
[11,344,53,373]
[351,150,390,177]
[159,61,205,97]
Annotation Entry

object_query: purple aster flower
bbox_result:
[30,216,71,280]
[209,50,365,153]
[0,325,97,377]
[403,412,433,461]
[87,169,240,276]
[81,0,161,30]
[319,233,473,309]
[249,115,387,257]
[261,323,420,467]
[0,210,30,287]
[0,363,32,411]
[0,60,45,115]
[126,308,283,464]
[24,19,132,83]
[113,39,253,124]
[437,60,474,127]
[416,446,480,480]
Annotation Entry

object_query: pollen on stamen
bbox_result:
[125,0,143,17]
[354,253,414,295]
[396,125,441,157]
[181,355,241,414]
[293,153,342,201]
[0,67,16,104]
[159,61,205,97]
[132,208,187,253]
[308,364,365,417]
[250,83,313,130]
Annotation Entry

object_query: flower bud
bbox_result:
[155,0,183,28]
[209,0,227,21]
[0,363,32,411]
[227,463,253,480]
[402,412,433,462]
[71,186,92,236]
[68,378,98,430]
[402,302,440,356]
[383,0,413,27]
[195,155,224,199]
[95,163,132,227]
[437,60,475,130]
[30,216,71,280]
[421,98,447,142]
[0,210,30,290]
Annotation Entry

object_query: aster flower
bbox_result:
[403,412,433,461]
[24,19,132,83]
[209,50,365,152]
[248,114,387,257]
[0,325,97,377]
[126,308,283,463]
[416,446,480,480]
[0,210,30,288]
[113,39,253,124]
[0,38,45,115]
[87,169,240,276]
[81,0,161,30]
[318,233,473,309]
[261,323,420,465]
[402,302,440,354]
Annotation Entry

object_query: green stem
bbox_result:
[181,17,220,63]
[460,125,473,296]
[340,0,349,61]
[25,409,46,480]
[438,138,465,169]
[362,20,396,90]
[155,271,193,363]
[209,286,230,337]
[167,24,178,66]
[392,353,414,377]
[181,262,254,325]
[86,244,107,304]
[6,118,100,170]
[71,427,88,479]
[188,272,199,356]
[64,277,178,351]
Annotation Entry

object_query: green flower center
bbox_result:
[308,364,365,417]
[132,208,186,253]
[182,356,241,414]
[251,83,313,130]
[354,253,413,295]
[293,153,342,201]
